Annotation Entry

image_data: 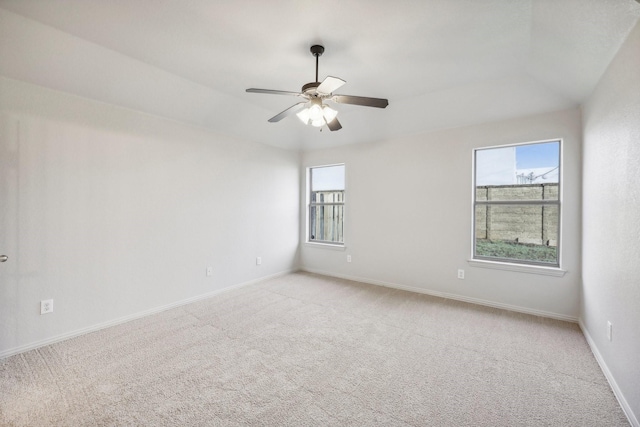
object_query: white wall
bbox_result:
[301,108,582,320]
[582,21,640,425]
[0,77,300,356]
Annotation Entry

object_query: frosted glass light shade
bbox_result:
[311,118,324,127]
[309,104,323,121]
[296,102,339,127]
[296,108,310,124]
[323,106,338,123]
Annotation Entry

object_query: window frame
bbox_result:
[471,139,563,270]
[306,163,346,247]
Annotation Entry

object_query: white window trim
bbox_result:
[470,138,564,275]
[304,242,347,251]
[467,259,566,277]
[306,163,346,248]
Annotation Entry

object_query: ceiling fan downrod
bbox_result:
[310,45,324,83]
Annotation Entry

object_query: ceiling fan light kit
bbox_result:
[246,45,388,132]
[296,98,338,128]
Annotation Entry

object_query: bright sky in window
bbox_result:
[311,165,345,191]
[516,142,559,169]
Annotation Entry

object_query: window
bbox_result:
[308,164,345,245]
[473,140,561,267]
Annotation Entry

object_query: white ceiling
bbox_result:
[1,0,639,151]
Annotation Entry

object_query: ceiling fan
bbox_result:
[246,45,389,131]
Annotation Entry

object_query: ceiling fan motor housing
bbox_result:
[302,81,321,95]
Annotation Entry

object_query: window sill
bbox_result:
[304,242,346,251]
[467,259,567,277]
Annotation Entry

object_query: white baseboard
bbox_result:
[0,269,296,360]
[299,267,579,323]
[579,320,638,427]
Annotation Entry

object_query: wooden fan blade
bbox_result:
[331,95,389,108]
[268,102,307,123]
[247,88,303,97]
[317,76,346,95]
[326,117,342,131]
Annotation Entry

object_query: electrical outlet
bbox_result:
[457,269,465,279]
[607,321,612,342]
[347,255,352,263]
[256,257,261,266]
[206,267,213,277]
[40,299,53,315]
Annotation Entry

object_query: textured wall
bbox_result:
[0,77,300,356]
[582,21,640,424]
[301,108,582,319]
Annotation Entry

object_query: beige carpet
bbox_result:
[0,272,629,426]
